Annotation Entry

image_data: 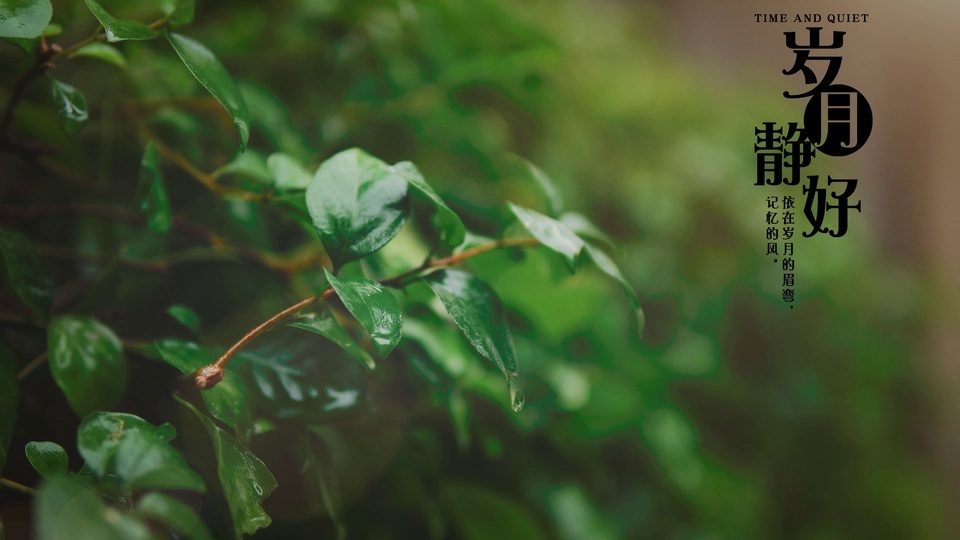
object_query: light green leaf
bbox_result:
[69,42,126,68]
[177,397,277,537]
[583,243,644,337]
[155,340,249,432]
[509,202,584,272]
[0,0,52,39]
[166,304,201,333]
[325,269,402,359]
[0,339,18,475]
[306,148,409,271]
[392,161,465,248]
[36,476,154,540]
[267,152,312,190]
[213,150,271,184]
[286,309,375,369]
[505,154,564,217]
[424,270,518,378]
[560,212,617,251]
[137,142,171,233]
[48,316,126,418]
[77,411,205,492]
[135,492,213,540]
[84,0,158,42]
[49,78,88,140]
[0,226,52,320]
[25,441,69,479]
[166,31,250,150]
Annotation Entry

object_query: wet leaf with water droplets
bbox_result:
[324,269,402,359]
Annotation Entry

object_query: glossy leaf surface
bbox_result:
[325,269,402,359]
[25,441,69,479]
[48,316,126,418]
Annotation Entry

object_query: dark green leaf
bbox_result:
[583,243,644,338]
[49,78,88,140]
[0,226,52,320]
[0,339,17,475]
[177,397,277,537]
[306,148,409,271]
[68,42,126,67]
[3,36,39,55]
[286,309,375,369]
[157,0,194,27]
[25,441,69,479]
[444,482,547,540]
[77,411,205,492]
[135,492,214,540]
[268,152,312,190]
[509,202,584,272]
[137,142,171,233]
[166,304,201,333]
[237,327,368,423]
[36,476,154,540]
[48,316,126,418]
[84,0,158,42]
[166,31,250,150]
[393,161,466,248]
[424,270,518,378]
[325,269,402,358]
[155,340,249,432]
[0,0,52,39]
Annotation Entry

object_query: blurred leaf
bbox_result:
[213,150,271,184]
[137,141,171,233]
[42,22,60,36]
[135,492,214,540]
[76,411,205,492]
[306,148,409,271]
[505,154,564,217]
[154,340,249,432]
[424,270,518,379]
[325,269,402,359]
[166,304,201,333]
[3,35,38,54]
[286,309,375,369]
[25,441,69,479]
[84,0,158,42]
[509,202,584,272]
[267,152,312,190]
[583,243,644,338]
[156,0,194,27]
[237,327,367,423]
[546,485,617,540]
[36,476,154,540]
[0,226,51,320]
[48,316,126,418]
[444,482,547,540]
[166,31,250,150]
[0,339,17,475]
[49,78,88,140]
[177,397,277,537]
[393,161,466,249]
[560,212,617,252]
[69,42,127,67]
[0,0,52,39]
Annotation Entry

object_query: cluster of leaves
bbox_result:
[1,0,642,538]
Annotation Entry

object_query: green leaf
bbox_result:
[392,161,466,248]
[0,0,52,39]
[560,212,617,251]
[0,339,18,475]
[137,142,171,233]
[69,42,126,68]
[237,327,368,423]
[267,152,312,190]
[41,22,59,36]
[509,202,585,272]
[583,243,644,338]
[306,148,409,271]
[3,35,39,55]
[25,441,69,479]
[165,304,201,333]
[286,309,375,369]
[0,226,53,320]
[48,316,126,418]
[505,154,564,217]
[135,492,214,540]
[83,0,158,42]
[36,476,154,540]
[177,397,277,537]
[213,150,271,184]
[157,0,194,27]
[154,340,249,432]
[424,270,518,378]
[325,269,402,359]
[76,411,205,492]
[444,482,547,540]
[49,78,88,140]
[166,31,250,150]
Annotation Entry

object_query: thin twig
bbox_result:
[17,352,48,381]
[0,477,38,496]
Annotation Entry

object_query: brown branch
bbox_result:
[17,352,48,380]
[0,477,37,496]
[1,38,60,139]
[193,237,541,389]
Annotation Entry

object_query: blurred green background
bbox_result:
[2,0,957,538]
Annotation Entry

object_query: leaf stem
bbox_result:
[193,237,541,389]
[0,477,38,496]
[17,352,49,381]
